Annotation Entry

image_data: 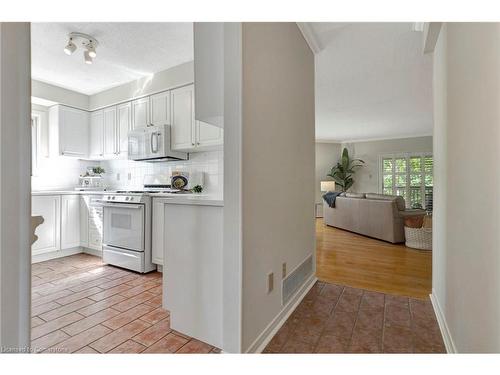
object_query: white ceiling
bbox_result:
[31,23,193,95]
[312,23,433,142]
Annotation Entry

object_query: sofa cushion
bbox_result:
[365,193,406,210]
[345,192,365,199]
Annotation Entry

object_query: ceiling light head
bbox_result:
[86,43,97,58]
[64,39,76,55]
[84,50,93,65]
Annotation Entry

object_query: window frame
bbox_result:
[378,152,433,208]
[31,113,41,176]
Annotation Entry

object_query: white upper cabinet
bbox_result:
[171,85,196,150]
[131,97,150,130]
[103,106,117,158]
[194,22,224,128]
[196,120,223,148]
[150,91,171,127]
[171,84,223,152]
[49,105,89,158]
[61,195,80,249]
[89,110,104,159]
[117,102,132,157]
[91,104,129,160]
[44,86,219,160]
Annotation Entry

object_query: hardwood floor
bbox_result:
[316,219,432,299]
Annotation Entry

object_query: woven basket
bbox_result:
[404,226,432,250]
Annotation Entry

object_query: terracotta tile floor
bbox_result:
[31,253,220,354]
[264,281,446,353]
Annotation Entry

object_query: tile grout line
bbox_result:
[409,298,415,353]
[311,285,345,353]
[346,289,364,353]
[84,303,165,353]
[380,294,387,353]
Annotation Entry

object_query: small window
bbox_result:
[31,114,40,176]
[381,153,433,209]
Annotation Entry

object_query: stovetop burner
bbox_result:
[112,189,190,194]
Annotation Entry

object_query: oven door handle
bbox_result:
[101,203,144,209]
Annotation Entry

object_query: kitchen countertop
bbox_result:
[31,190,224,206]
[152,194,223,207]
[32,190,107,196]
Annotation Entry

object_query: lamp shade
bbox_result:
[321,181,336,192]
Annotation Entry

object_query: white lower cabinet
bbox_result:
[80,195,90,247]
[32,195,61,255]
[32,194,103,261]
[87,195,103,252]
[162,201,223,348]
[151,199,165,265]
[61,195,80,249]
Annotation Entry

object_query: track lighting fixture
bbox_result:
[63,32,99,64]
[64,39,76,55]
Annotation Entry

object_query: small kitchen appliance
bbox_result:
[77,176,105,190]
[128,125,188,162]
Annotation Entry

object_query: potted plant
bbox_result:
[92,166,105,176]
[327,148,365,192]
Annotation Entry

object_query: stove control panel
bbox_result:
[102,194,145,204]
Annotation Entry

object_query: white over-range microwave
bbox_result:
[128,125,188,162]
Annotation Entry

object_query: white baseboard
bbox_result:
[82,247,103,258]
[430,290,457,353]
[32,247,83,263]
[245,274,318,353]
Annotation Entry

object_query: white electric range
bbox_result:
[100,191,156,273]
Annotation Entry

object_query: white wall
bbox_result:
[315,142,341,202]
[32,61,194,112]
[343,136,433,193]
[101,150,223,196]
[432,23,500,353]
[89,61,194,110]
[240,23,315,352]
[222,22,243,353]
[32,79,89,110]
[0,22,31,351]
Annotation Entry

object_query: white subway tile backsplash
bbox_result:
[31,157,98,191]
[100,150,223,196]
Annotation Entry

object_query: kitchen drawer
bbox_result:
[103,246,145,273]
